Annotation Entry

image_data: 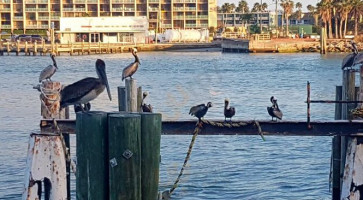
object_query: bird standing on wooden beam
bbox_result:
[122,48,140,81]
[224,98,235,122]
[141,91,153,112]
[267,96,283,121]
[342,41,359,70]
[60,59,112,112]
[189,102,213,125]
[39,53,58,82]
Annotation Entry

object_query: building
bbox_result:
[58,16,149,43]
[0,0,217,32]
[217,12,281,30]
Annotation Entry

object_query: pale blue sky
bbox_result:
[217,0,320,12]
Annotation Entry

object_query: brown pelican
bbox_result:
[342,41,359,70]
[141,91,153,113]
[267,96,283,121]
[224,98,235,122]
[353,43,363,67]
[122,48,140,81]
[39,53,57,82]
[60,59,112,111]
[189,102,212,122]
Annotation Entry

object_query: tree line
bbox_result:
[218,0,363,38]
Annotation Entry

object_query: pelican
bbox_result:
[342,41,359,70]
[60,59,112,111]
[141,91,153,113]
[74,102,91,113]
[39,53,58,82]
[267,96,283,121]
[122,48,140,81]
[224,98,235,122]
[353,42,363,67]
[189,102,212,122]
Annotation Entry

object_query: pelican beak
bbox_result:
[96,59,112,101]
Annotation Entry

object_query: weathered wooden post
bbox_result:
[81,39,84,54]
[76,111,109,199]
[42,39,46,55]
[137,86,142,112]
[88,41,91,55]
[7,41,10,55]
[141,113,161,200]
[25,41,28,56]
[0,41,3,56]
[23,81,68,200]
[125,79,138,112]
[320,28,325,54]
[55,43,59,56]
[118,86,127,111]
[108,113,141,200]
[33,41,37,56]
[332,86,342,200]
[98,41,101,54]
[16,40,20,56]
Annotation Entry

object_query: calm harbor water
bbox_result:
[0,51,348,199]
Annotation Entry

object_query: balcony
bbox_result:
[148,0,158,2]
[173,7,183,11]
[38,0,49,4]
[51,15,60,19]
[74,0,86,3]
[197,14,207,19]
[185,23,195,28]
[160,23,171,28]
[184,7,195,11]
[173,15,183,19]
[37,8,48,11]
[87,0,97,3]
[1,8,11,12]
[124,7,134,11]
[25,8,37,11]
[40,24,49,28]
[13,16,24,20]
[123,0,133,3]
[75,7,86,11]
[112,7,122,11]
[185,15,195,19]
[1,25,11,29]
[63,7,73,11]
[184,0,195,2]
[1,0,10,3]
[148,7,158,11]
[25,0,37,3]
[38,16,49,19]
[112,0,122,2]
[26,24,38,28]
[173,0,183,2]
[197,23,207,27]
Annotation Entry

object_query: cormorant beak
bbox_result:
[96,59,112,101]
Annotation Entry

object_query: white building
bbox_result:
[58,17,149,44]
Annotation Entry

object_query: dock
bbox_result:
[0,41,221,56]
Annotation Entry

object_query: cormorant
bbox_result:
[141,91,153,112]
[224,98,235,122]
[189,102,212,122]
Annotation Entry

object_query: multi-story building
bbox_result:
[0,0,217,32]
[217,12,281,30]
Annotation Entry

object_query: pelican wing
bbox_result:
[273,108,283,120]
[342,53,355,69]
[60,77,100,107]
[39,65,56,82]
[353,53,363,66]
[122,62,139,80]
[189,104,205,116]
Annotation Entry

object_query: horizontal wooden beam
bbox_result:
[40,119,363,136]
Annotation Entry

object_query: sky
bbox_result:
[217,0,320,12]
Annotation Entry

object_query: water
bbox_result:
[0,51,348,199]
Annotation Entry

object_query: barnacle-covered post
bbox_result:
[23,81,69,200]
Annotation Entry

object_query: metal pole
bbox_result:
[307,81,311,129]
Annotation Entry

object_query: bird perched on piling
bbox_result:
[74,102,91,113]
[141,91,153,113]
[267,96,283,121]
[189,102,213,122]
[342,41,359,70]
[39,53,58,82]
[224,98,235,122]
[60,59,112,112]
[122,48,140,81]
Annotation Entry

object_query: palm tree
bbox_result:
[236,0,249,13]
[221,3,236,13]
[332,0,340,38]
[252,3,260,12]
[349,0,363,36]
[280,0,294,37]
[340,0,352,38]
[295,2,302,23]
[261,2,268,11]
[307,4,319,26]
[317,0,333,39]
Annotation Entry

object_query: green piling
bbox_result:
[141,113,162,200]
[76,111,109,200]
[108,113,141,200]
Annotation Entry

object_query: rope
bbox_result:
[162,120,265,199]
[163,122,202,199]
[38,82,62,116]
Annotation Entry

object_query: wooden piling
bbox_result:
[76,111,109,200]
[358,66,363,109]
[40,81,66,119]
[88,42,91,55]
[108,113,141,200]
[33,41,37,56]
[7,42,10,55]
[332,85,342,200]
[81,40,84,55]
[118,86,127,111]
[25,41,28,56]
[137,86,142,112]
[98,41,101,54]
[42,39,46,55]
[16,40,19,56]
[125,79,138,112]
[141,113,161,200]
